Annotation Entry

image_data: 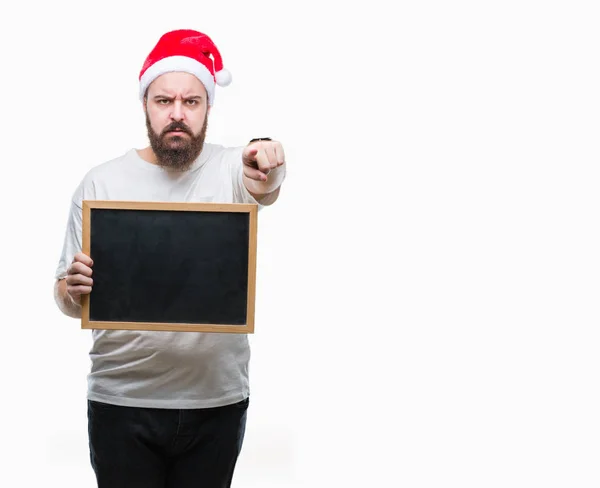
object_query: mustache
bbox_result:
[161,121,193,136]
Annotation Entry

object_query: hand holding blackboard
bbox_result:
[65,253,94,306]
[80,200,258,334]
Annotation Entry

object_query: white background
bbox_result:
[0,0,599,486]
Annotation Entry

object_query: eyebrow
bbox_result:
[153,95,203,100]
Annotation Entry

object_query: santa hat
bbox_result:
[138,29,232,105]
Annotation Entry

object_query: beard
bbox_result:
[146,112,208,171]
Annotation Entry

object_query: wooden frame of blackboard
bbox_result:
[80,200,258,333]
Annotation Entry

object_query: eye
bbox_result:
[186,99,198,106]
[157,99,170,105]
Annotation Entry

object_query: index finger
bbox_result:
[73,252,94,267]
[255,148,273,173]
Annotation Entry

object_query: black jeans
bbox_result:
[87,397,249,488]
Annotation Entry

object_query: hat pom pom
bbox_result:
[215,68,232,87]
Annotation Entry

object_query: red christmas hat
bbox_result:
[138,29,232,105]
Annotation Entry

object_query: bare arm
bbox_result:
[54,278,82,318]
[244,171,283,203]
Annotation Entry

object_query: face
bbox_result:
[144,71,210,171]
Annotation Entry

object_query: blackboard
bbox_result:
[80,200,258,333]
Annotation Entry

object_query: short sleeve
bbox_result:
[54,185,84,280]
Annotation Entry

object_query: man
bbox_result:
[53,29,286,488]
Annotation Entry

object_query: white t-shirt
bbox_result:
[55,143,273,409]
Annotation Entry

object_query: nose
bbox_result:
[170,100,184,121]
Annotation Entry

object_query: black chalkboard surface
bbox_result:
[80,200,258,333]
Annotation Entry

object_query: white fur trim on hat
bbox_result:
[139,55,216,105]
